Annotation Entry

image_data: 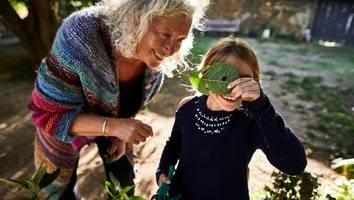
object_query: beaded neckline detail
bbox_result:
[194,107,232,135]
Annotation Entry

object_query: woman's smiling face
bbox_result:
[133,15,192,70]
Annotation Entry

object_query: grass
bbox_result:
[280,73,354,157]
[262,70,276,81]
[259,40,354,77]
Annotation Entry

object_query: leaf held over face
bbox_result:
[188,63,239,95]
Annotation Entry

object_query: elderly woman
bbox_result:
[28,0,209,198]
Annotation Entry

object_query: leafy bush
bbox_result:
[102,181,144,200]
[102,172,145,200]
[253,167,354,200]
[319,177,354,200]
[0,162,60,200]
[260,171,320,200]
[331,158,354,180]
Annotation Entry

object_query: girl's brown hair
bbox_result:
[200,37,260,83]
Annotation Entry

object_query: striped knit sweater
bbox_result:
[28,7,164,153]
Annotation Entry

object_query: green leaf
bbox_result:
[102,180,118,198]
[188,63,239,95]
[108,172,122,190]
[31,162,47,187]
[38,167,61,189]
[120,185,135,195]
[25,179,36,190]
[0,178,28,189]
[105,154,117,164]
[128,196,146,200]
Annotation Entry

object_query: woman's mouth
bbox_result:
[153,50,164,61]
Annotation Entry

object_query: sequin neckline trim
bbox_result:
[194,96,234,135]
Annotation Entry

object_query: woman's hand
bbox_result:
[226,77,260,102]
[107,138,126,160]
[106,118,153,144]
[158,173,171,186]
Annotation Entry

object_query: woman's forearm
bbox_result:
[69,113,107,136]
[70,113,153,144]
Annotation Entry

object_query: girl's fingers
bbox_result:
[229,85,259,101]
[241,88,260,101]
[227,78,253,89]
[229,81,259,98]
[231,80,258,92]
[159,174,171,186]
[229,87,243,100]
[229,81,257,96]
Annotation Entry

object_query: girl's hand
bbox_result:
[158,173,171,186]
[226,77,260,102]
[106,118,153,144]
[107,138,126,161]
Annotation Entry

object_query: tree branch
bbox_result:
[0,0,27,40]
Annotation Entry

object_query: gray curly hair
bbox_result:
[98,0,209,76]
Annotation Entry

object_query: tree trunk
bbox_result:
[0,0,61,68]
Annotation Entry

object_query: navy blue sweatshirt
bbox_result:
[157,93,307,200]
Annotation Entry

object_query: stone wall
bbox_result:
[206,0,317,37]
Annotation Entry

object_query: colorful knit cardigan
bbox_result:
[28,7,164,151]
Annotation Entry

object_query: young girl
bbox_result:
[156,37,307,200]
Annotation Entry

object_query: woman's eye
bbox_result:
[177,38,184,43]
[160,32,170,38]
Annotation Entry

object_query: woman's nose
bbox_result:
[162,40,177,56]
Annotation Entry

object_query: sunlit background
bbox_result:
[0,0,353,199]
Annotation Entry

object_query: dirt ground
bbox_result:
[0,39,340,199]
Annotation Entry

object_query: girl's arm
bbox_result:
[245,92,307,175]
[156,111,182,182]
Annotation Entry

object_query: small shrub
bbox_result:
[0,162,60,200]
[320,177,354,200]
[102,171,145,200]
[260,171,320,200]
[331,158,354,179]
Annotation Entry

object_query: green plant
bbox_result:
[0,162,60,200]
[331,158,354,179]
[102,172,145,200]
[261,171,320,200]
[320,176,354,200]
[102,181,144,200]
